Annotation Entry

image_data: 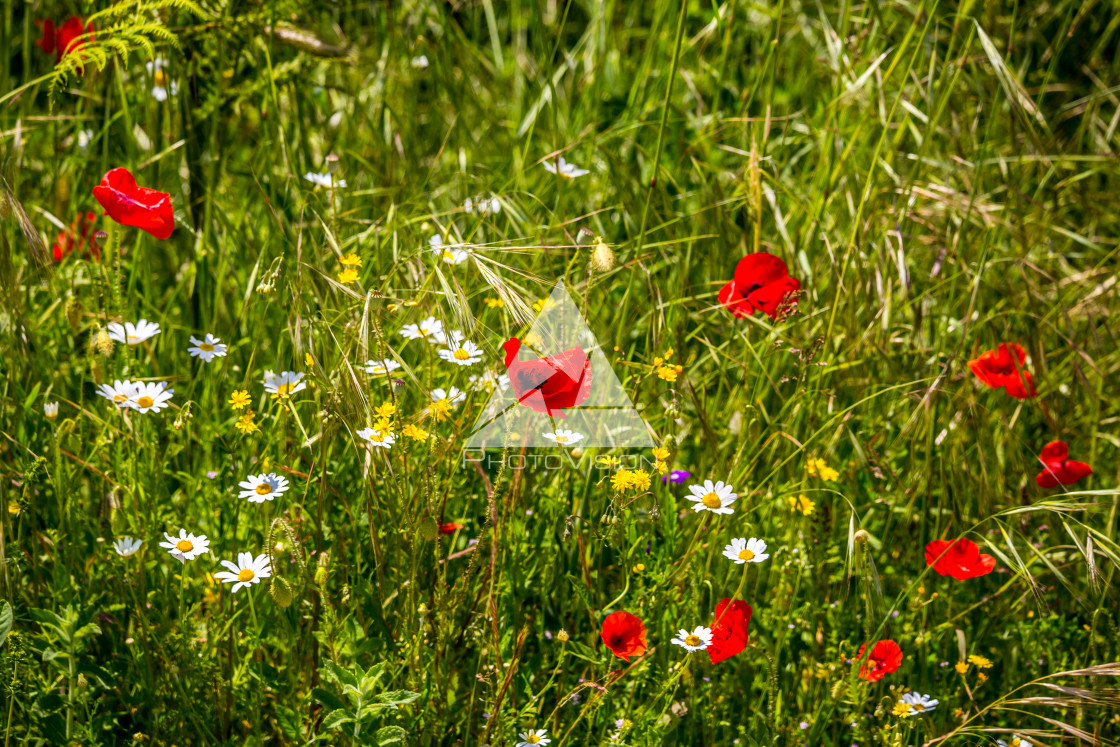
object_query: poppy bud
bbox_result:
[314,565,328,588]
[854,529,870,545]
[65,296,83,328]
[270,576,295,608]
[417,603,429,615]
[325,154,340,174]
[556,629,569,642]
[418,515,438,541]
[577,227,594,245]
[94,327,114,356]
[591,236,615,272]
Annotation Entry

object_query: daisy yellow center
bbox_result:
[525,738,541,745]
[684,634,702,647]
[420,327,429,334]
[136,396,154,409]
[127,334,138,340]
[113,394,129,402]
[237,568,255,582]
[555,435,569,443]
[701,491,722,508]
[453,348,470,360]
[443,251,454,260]
[176,539,194,553]
[256,483,273,495]
[275,383,293,396]
[910,703,924,712]
[738,548,755,561]
[153,69,168,87]
[200,342,215,351]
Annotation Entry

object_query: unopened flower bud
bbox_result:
[94,327,114,356]
[270,577,295,608]
[556,629,569,642]
[65,297,83,328]
[854,529,870,545]
[418,516,438,542]
[591,236,615,272]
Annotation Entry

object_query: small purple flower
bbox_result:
[206,470,218,479]
[788,624,795,629]
[940,661,949,667]
[615,719,625,728]
[545,630,553,640]
[662,469,691,484]
[890,610,899,618]
[800,722,809,729]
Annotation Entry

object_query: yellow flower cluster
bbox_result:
[337,253,362,284]
[235,410,259,434]
[611,469,651,492]
[649,348,683,383]
[788,494,816,515]
[806,458,839,481]
[401,423,428,441]
[652,446,670,475]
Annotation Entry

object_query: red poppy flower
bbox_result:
[52,211,101,262]
[924,538,995,581]
[92,168,175,240]
[502,338,592,418]
[600,610,647,662]
[718,252,801,320]
[438,522,464,535]
[36,17,94,63]
[856,639,903,682]
[1035,440,1092,489]
[967,343,1036,399]
[708,597,752,665]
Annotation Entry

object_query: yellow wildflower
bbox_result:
[806,458,840,481]
[954,661,968,674]
[653,356,664,366]
[656,365,678,382]
[891,701,911,718]
[375,402,397,419]
[304,352,314,367]
[629,470,651,491]
[652,447,670,461]
[654,460,668,475]
[968,654,993,669]
[402,424,428,441]
[228,390,251,411]
[610,470,633,492]
[977,672,988,682]
[788,494,816,515]
[338,267,359,284]
[235,411,259,434]
[373,417,393,435]
[340,253,362,267]
[430,399,453,422]
[484,298,504,309]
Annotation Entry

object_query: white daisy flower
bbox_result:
[996,738,1026,747]
[515,730,551,747]
[44,402,59,419]
[108,319,161,345]
[410,55,429,69]
[363,358,402,375]
[670,626,713,653]
[304,172,347,188]
[187,333,228,362]
[159,529,210,562]
[543,155,590,179]
[469,370,510,392]
[238,473,290,503]
[128,381,174,414]
[464,195,501,215]
[440,247,470,265]
[263,371,306,398]
[213,552,272,593]
[685,479,737,515]
[146,59,178,101]
[898,692,940,716]
[400,316,446,344]
[439,339,483,366]
[543,429,583,446]
[722,537,769,565]
[76,128,94,153]
[96,380,138,408]
[430,387,466,407]
[357,427,396,449]
[113,537,142,557]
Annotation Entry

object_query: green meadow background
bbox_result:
[1,0,1118,745]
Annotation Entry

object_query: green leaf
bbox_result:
[0,601,12,648]
[564,640,600,664]
[320,658,358,689]
[372,690,420,709]
[311,687,348,713]
[274,705,303,740]
[374,726,407,746]
[320,708,355,731]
